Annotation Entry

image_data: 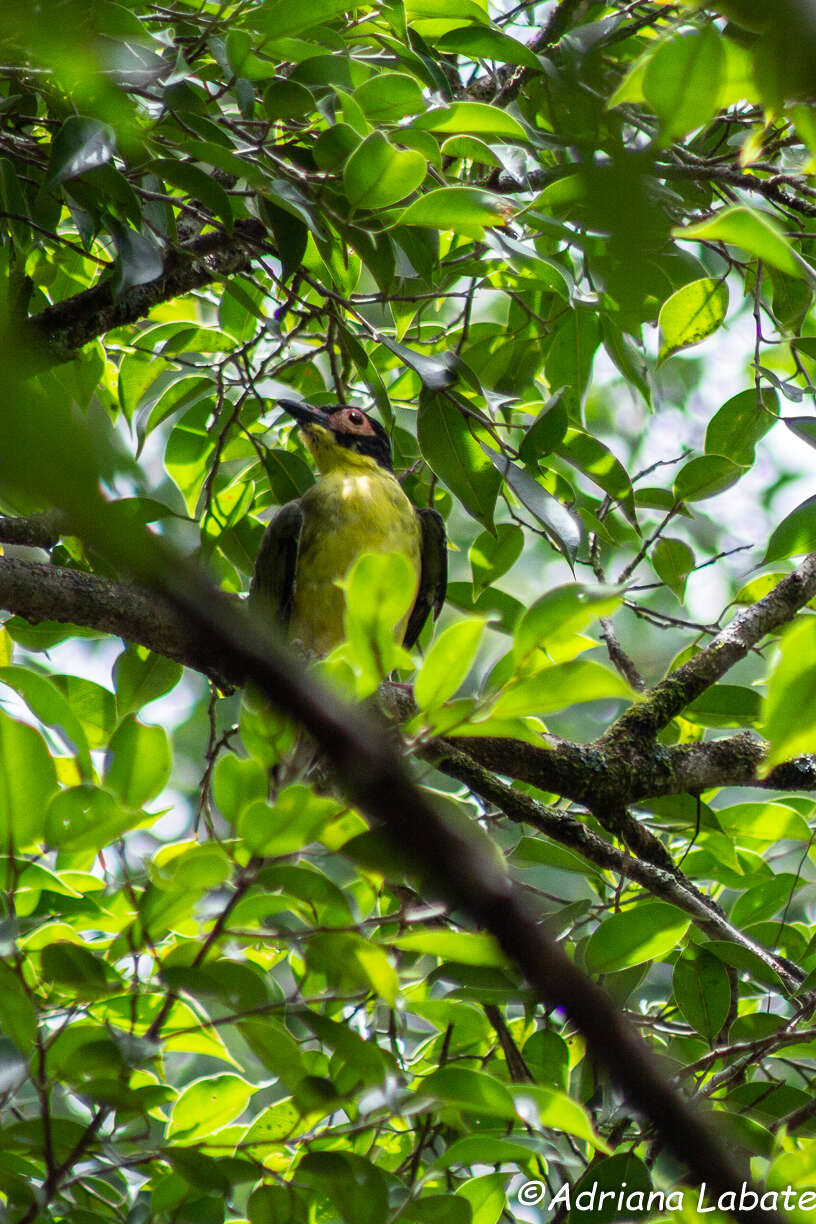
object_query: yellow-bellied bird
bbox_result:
[250,400,447,656]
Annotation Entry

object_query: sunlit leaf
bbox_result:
[657,278,729,364]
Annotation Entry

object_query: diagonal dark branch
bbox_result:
[603,552,816,750]
[23,219,267,366]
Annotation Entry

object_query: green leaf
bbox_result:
[389,930,506,966]
[416,1067,517,1118]
[149,158,233,232]
[416,102,526,141]
[763,495,816,562]
[705,387,779,464]
[397,188,507,239]
[761,617,816,771]
[344,132,427,210]
[657,278,729,364]
[673,454,744,502]
[414,618,485,710]
[784,416,816,451]
[585,903,691,973]
[555,428,637,526]
[481,446,583,567]
[716,801,811,845]
[418,392,501,529]
[45,116,115,188]
[113,646,182,718]
[437,25,540,67]
[643,27,725,141]
[239,784,342,855]
[378,336,458,388]
[0,665,92,775]
[0,963,37,1051]
[514,583,622,665]
[297,1153,389,1224]
[167,1075,255,1143]
[684,684,761,728]
[455,1173,506,1224]
[41,942,115,996]
[652,537,695,599]
[251,0,355,37]
[491,660,631,718]
[676,206,816,283]
[213,753,268,824]
[46,785,145,851]
[342,551,417,692]
[104,715,172,808]
[354,73,425,121]
[0,710,58,848]
[673,948,732,1039]
[514,1084,609,1149]
[469,524,523,595]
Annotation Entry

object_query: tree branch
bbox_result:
[603,553,816,750]
[24,219,268,365]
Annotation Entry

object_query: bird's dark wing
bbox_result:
[403,507,447,649]
[249,501,303,632]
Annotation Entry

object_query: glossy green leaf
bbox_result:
[414,618,485,709]
[673,454,744,502]
[437,25,540,67]
[657,278,729,364]
[514,583,622,664]
[397,188,507,238]
[469,523,523,595]
[585,903,691,973]
[344,132,427,210]
[490,659,630,718]
[652,536,695,599]
[389,930,506,966]
[784,416,816,451]
[763,495,816,562]
[555,428,637,526]
[150,158,233,232]
[213,753,268,824]
[418,393,501,529]
[673,948,732,1039]
[354,73,425,121]
[45,785,144,851]
[0,710,58,848]
[104,715,172,808]
[113,646,182,718]
[643,27,725,141]
[761,617,816,771]
[45,116,115,188]
[481,446,583,567]
[343,551,417,691]
[705,387,779,464]
[167,1075,255,1143]
[677,206,815,282]
[239,784,343,855]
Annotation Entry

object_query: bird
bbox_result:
[250,399,446,657]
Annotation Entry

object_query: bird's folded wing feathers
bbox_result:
[403,507,447,650]
[249,501,304,631]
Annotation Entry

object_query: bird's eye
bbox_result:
[347,410,364,426]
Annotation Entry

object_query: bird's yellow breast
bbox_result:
[289,464,421,655]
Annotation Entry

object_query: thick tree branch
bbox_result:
[433,740,804,994]
[604,553,816,750]
[24,219,267,364]
[0,556,237,686]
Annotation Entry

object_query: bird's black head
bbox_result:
[278,399,393,473]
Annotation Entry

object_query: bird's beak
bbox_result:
[277,399,332,430]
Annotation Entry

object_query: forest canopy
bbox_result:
[1,2,816,1223]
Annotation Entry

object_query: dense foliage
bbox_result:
[2,1,816,1221]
